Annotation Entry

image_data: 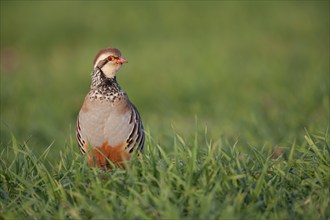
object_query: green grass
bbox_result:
[1,1,329,219]
[1,131,329,219]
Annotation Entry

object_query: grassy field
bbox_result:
[1,1,329,219]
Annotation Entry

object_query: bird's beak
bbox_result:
[117,56,128,64]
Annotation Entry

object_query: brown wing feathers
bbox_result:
[126,104,144,153]
[76,118,86,155]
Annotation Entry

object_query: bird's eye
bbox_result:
[107,56,114,61]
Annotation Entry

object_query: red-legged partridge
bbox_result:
[76,48,144,168]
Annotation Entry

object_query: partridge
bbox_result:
[76,48,145,168]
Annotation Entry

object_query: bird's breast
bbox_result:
[78,93,133,149]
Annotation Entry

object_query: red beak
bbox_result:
[117,56,127,64]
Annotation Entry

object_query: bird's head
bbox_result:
[93,48,127,78]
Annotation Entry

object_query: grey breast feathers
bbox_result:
[76,98,144,155]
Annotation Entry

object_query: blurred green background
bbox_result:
[1,1,329,155]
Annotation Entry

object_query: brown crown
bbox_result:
[93,48,122,65]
